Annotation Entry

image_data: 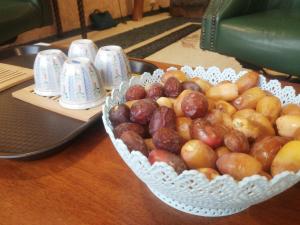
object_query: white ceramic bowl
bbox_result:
[94,45,131,90]
[33,49,67,96]
[102,66,300,217]
[68,39,98,61]
[59,57,106,109]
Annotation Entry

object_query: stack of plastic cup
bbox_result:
[33,49,67,96]
[59,57,106,110]
[94,45,131,90]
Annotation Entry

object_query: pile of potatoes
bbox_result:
[109,70,300,181]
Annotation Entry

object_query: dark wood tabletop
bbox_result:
[0,61,299,225]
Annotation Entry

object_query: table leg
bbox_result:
[133,0,144,21]
[76,0,87,39]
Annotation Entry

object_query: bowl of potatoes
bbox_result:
[102,66,300,217]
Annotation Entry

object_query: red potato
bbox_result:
[181,92,208,119]
[148,149,187,174]
[152,128,184,154]
[149,106,176,135]
[125,85,146,101]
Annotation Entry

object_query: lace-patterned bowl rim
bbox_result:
[102,66,300,217]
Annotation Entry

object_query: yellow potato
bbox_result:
[156,97,173,108]
[295,128,300,140]
[216,153,263,180]
[281,104,300,116]
[191,77,212,93]
[215,100,237,116]
[176,117,192,141]
[232,117,260,139]
[206,83,239,101]
[197,168,220,180]
[144,138,155,152]
[271,140,300,176]
[233,109,275,137]
[215,146,231,158]
[233,87,266,110]
[276,115,300,138]
[125,100,138,108]
[173,90,193,117]
[206,109,233,129]
[256,96,281,123]
[161,70,187,83]
[207,98,216,112]
[181,140,217,169]
[235,71,259,93]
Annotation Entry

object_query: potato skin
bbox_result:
[152,128,183,154]
[146,83,164,100]
[216,153,263,180]
[125,85,146,101]
[120,131,148,156]
[250,136,289,172]
[149,149,187,174]
[156,97,173,108]
[130,99,158,125]
[233,87,266,110]
[235,71,259,94]
[206,83,239,101]
[276,115,300,138]
[114,122,146,138]
[182,81,202,92]
[181,92,208,119]
[109,104,130,127]
[181,140,217,169]
[256,96,281,123]
[161,70,187,83]
[215,146,231,158]
[281,104,300,116]
[224,130,250,153]
[173,90,193,117]
[164,77,183,98]
[271,140,300,176]
[197,168,220,180]
[149,106,176,136]
[190,119,224,149]
[176,117,192,141]
[191,77,212,93]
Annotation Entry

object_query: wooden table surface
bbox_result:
[0,61,299,225]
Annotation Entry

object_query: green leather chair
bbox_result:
[0,0,53,44]
[201,0,300,76]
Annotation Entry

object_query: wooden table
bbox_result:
[0,61,299,225]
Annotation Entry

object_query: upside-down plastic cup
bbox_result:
[68,39,98,61]
[59,57,106,109]
[94,45,131,90]
[33,49,67,96]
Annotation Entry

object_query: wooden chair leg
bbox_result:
[133,0,144,21]
[77,0,87,39]
[52,0,63,38]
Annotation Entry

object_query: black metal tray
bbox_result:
[0,45,158,159]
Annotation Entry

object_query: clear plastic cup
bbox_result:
[59,57,106,109]
[94,45,131,90]
[68,39,98,61]
[33,49,67,96]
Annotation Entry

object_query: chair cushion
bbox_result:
[217,9,300,75]
[0,0,41,43]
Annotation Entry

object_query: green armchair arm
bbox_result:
[201,0,253,51]
[201,0,300,51]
